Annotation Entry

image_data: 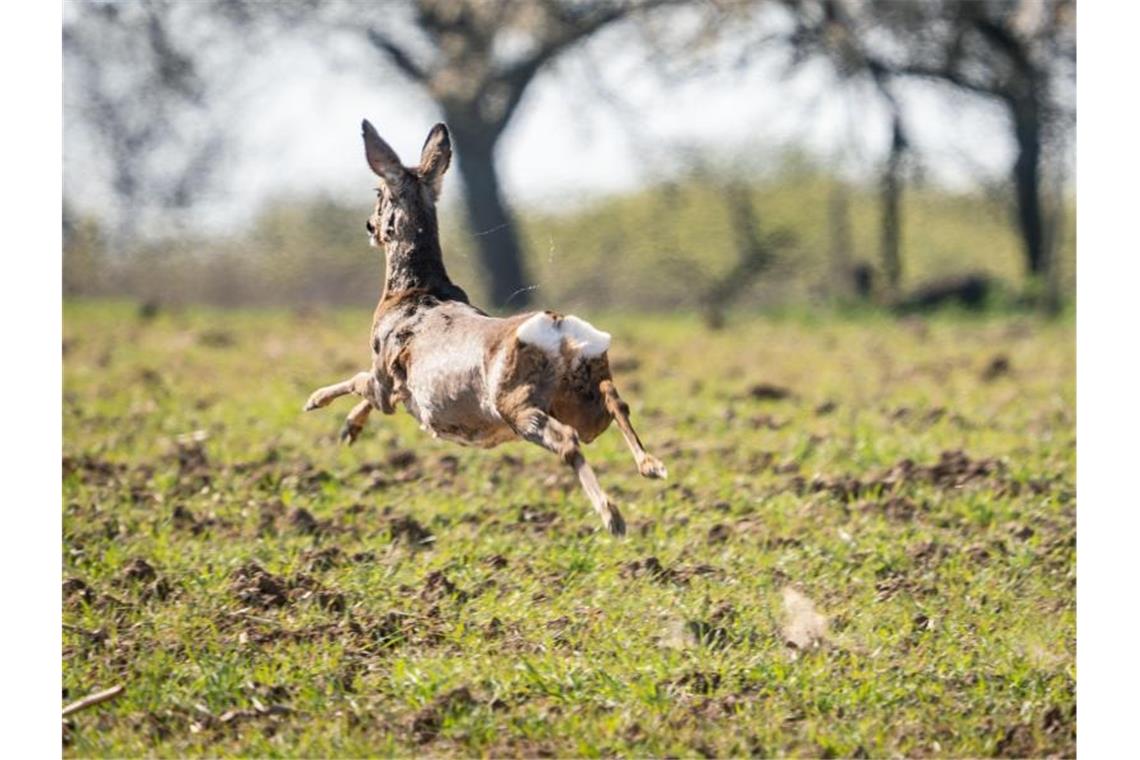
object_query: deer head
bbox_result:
[362,120,451,250]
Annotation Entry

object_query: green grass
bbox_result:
[63,301,1074,757]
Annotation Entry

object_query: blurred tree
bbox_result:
[363,0,683,308]
[217,0,676,308]
[782,0,1075,292]
[63,0,228,243]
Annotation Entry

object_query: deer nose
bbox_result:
[365,220,376,234]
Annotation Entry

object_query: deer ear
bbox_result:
[362,119,404,183]
[418,123,451,199]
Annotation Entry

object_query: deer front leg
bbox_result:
[599,378,667,479]
[303,371,375,412]
[505,406,625,536]
[339,399,373,445]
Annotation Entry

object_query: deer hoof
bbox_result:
[638,455,668,480]
[604,502,626,537]
[339,422,362,446]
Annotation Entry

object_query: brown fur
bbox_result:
[304,120,666,535]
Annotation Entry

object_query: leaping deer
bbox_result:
[304,120,666,535]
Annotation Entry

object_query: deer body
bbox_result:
[304,120,665,535]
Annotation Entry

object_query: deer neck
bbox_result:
[380,219,455,300]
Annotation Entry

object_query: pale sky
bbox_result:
[64,12,1034,235]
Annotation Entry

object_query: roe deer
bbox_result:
[304,120,666,535]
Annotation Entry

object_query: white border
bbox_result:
[0,1,62,753]
[1076,1,1140,756]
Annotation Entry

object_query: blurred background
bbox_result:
[62,0,1075,321]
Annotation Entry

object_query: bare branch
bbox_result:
[895,62,1005,101]
[62,685,125,717]
[492,0,679,128]
[365,27,429,83]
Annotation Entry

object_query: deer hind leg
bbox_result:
[599,378,667,480]
[502,404,625,537]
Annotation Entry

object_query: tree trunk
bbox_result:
[1011,96,1046,278]
[448,122,531,310]
[827,181,855,299]
[880,114,905,295]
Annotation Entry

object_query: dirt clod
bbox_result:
[390,515,434,547]
[122,558,157,583]
[63,577,94,605]
[814,400,837,416]
[708,524,731,544]
[982,354,1012,381]
[303,547,344,572]
[421,570,468,604]
[747,383,794,401]
[231,562,289,608]
[781,587,828,650]
[288,508,320,535]
[412,687,476,744]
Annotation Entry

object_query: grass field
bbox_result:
[62,301,1075,757]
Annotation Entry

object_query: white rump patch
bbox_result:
[516,313,611,358]
[515,313,563,353]
[560,315,611,357]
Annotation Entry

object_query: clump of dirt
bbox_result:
[801,473,865,501]
[137,299,161,321]
[660,619,731,650]
[288,507,321,535]
[411,686,477,744]
[909,539,951,567]
[389,515,434,548]
[746,383,794,401]
[63,577,95,606]
[516,505,560,532]
[119,558,174,602]
[772,459,801,475]
[173,434,210,475]
[421,570,469,604]
[921,449,1002,488]
[794,450,1006,506]
[121,558,157,583]
[982,354,1012,381]
[436,454,460,477]
[229,561,343,611]
[814,400,838,416]
[298,466,336,494]
[708,524,732,544]
[231,562,289,607]
[367,611,414,650]
[484,554,509,570]
[781,587,828,650]
[750,414,787,430]
[623,557,721,586]
[257,500,285,536]
[303,547,344,572]
[172,504,215,535]
[994,724,1035,758]
[858,495,922,522]
[623,556,672,583]
[668,670,722,695]
[62,454,129,487]
[873,568,936,601]
[388,449,418,470]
